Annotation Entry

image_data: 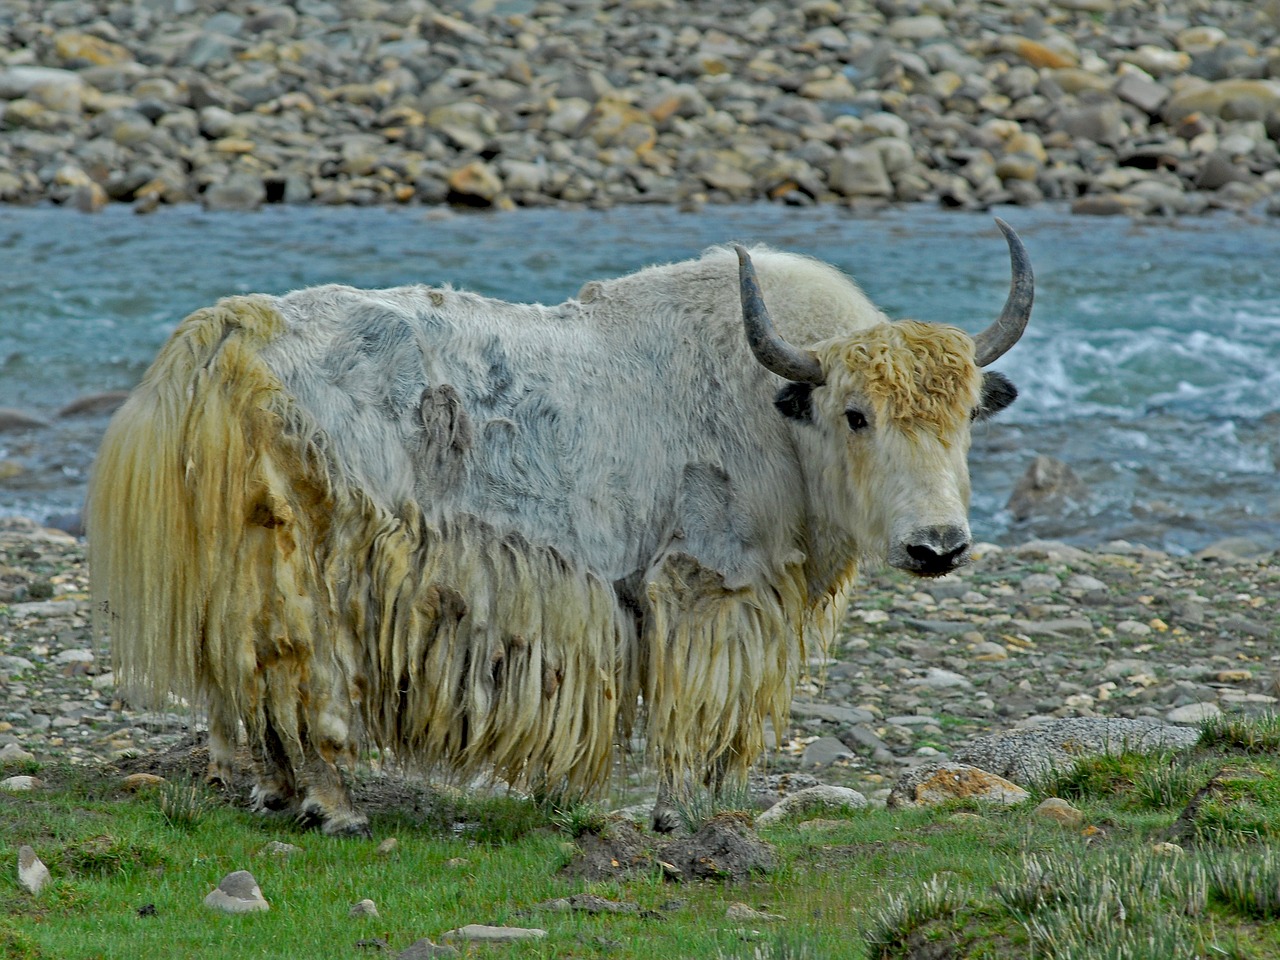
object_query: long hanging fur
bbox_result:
[88,241,1002,825]
[88,294,830,801]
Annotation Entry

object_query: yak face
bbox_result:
[775,322,1017,577]
[733,221,1032,578]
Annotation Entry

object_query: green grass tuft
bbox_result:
[156,778,217,829]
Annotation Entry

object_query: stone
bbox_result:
[755,785,868,825]
[1071,193,1149,216]
[1,776,41,792]
[1165,702,1220,724]
[441,925,546,943]
[57,391,131,417]
[54,31,134,67]
[907,667,972,689]
[827,145,892,197]
[1053,99,1125,146]
[887,16,947,42]
[397,940,459,959]
[201,173,266,212]
[121,773,166,791]
[349,899,379,917]
[1114,72,1170,115]
[889,763,1029,808]
[0,408,51,431]
[800,736,855,768]
[203,870,269,913]
[259,841,303,858]
[789,701,876,725]
[1001,37,1076,70]
[952,717,1200,785]
[0,743,35,764]
[1007,455,1086,521]
[1163,80,1280,124]
[446,161,504,206]
[18,846,51,895]
[1034,797,1085,827]
[1123,47,1191,78]
[725,902,785,922]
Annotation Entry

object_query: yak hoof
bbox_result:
[250,782,297,813]
[205,761,233,791]
[298,798,371,838]
[651,806,682,834]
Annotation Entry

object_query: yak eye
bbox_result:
[845,409,868,432]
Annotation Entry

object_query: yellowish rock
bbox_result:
[54,31,133,67]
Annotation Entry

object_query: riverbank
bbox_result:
[1,516,1275,803]
[2,0,1280,216]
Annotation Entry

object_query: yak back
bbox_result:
[257,246,884,589]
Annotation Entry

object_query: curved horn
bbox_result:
[972,218,1035,367]
[734,244,826,385]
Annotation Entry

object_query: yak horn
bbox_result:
[972,218,1035,367]
[734,244,826,385]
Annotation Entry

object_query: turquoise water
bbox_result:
[1,202,1277,552]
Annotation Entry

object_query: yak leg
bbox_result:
[651,751,749,833]
[296,745,370,838]
[651,773,682,833]
[205,699,239,790]
[297,764,365,837]
[248,712,299,813]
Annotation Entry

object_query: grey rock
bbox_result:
[441,925,546,943]
[790,701,876,725]
[203,870,269,913]
[18,846,51,895]
[0,408,51,431]
[397,940,459,959]
[755,785,868,825]
[0,743,35,763]
[827,145,893,198]
[952,717,1200,785]
[907,667,972,689]
[202,173,266,212]
[800,736,855,768]
[1165,702,1221,724]
[1196,537,1272,562]
[1113,73,1169,115]
[1,776,42,792]
[1007,455,1086,521]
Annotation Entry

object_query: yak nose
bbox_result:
[891,525,972,577]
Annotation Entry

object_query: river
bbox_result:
[1,201,1276,554]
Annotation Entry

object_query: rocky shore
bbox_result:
[1,0,1279,216]
[1,516,1275,806]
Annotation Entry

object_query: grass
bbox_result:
[4,716,1280,959]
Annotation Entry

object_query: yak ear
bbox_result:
[774,381,815,423]
[974,370,1017,422]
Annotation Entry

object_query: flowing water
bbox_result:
[1,201,1277,554]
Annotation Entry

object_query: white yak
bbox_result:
[87,220,1033,835]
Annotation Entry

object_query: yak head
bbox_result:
[734,219,1032,578]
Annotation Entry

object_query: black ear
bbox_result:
[974,371,1017,422]
[774,381,815,423]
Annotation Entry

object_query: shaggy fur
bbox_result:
[87,244,1014,834]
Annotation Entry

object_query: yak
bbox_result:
[87,220,1033,836]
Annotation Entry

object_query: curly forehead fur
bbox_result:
[819,320,982,433]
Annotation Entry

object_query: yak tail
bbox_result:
[86,296,311,721]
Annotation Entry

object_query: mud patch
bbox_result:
[109,736,463,831]
[559,817,654,881]
[562,812,775,883]
[660,812,776,880]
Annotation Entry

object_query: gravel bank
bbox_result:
[1,517,1275,804]
[2,0,1280,215]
